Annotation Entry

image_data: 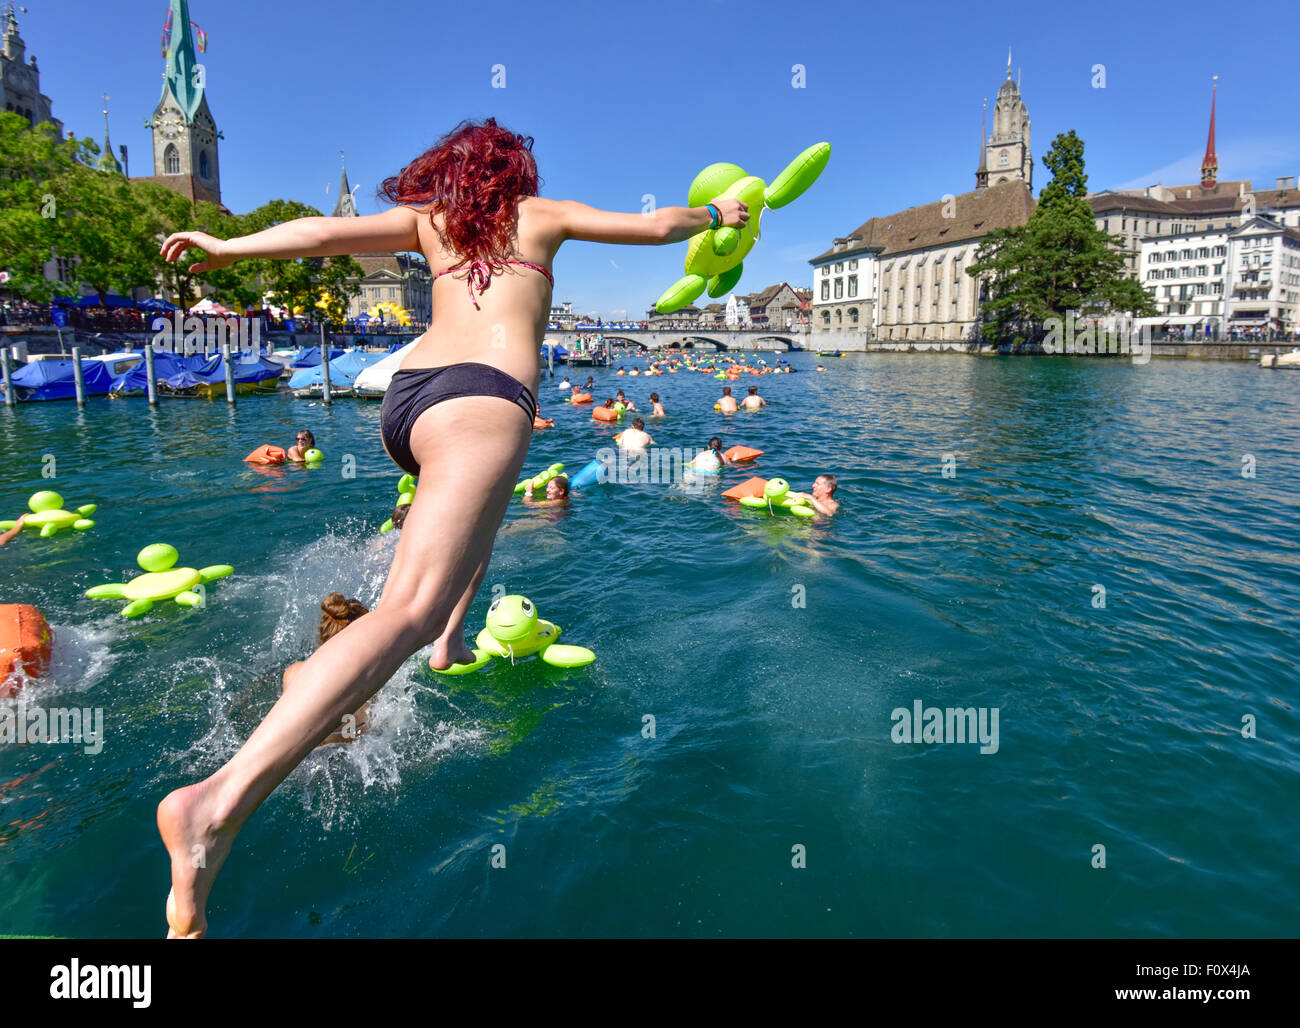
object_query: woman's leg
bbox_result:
[427,558,490,670]
[157,396,532,937]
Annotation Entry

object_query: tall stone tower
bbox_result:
[986,50,1032,190]
[0,2,63,136]
[146,0,221,205]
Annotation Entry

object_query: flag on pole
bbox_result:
[160,10,173,57]
[191,22,208,52]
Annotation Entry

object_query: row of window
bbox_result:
[819,308,862,325]
[1148,265,1222,280]
[820,276,859,300]
[1150,246,1226,262]
[4,101,35,123]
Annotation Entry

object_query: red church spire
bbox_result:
[1201,76,1219,189]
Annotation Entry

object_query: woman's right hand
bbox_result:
[712,198,749,229]
[160,231,235,273]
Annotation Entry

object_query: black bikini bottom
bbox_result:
[380,362,537,476]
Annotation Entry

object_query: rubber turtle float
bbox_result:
[514,462,565,497]
[654,141,831,313]
[435,594,595,674]
[380,474,417,533]
[85,543,234,618]
[0,491,97,538]
[738,477,815,518]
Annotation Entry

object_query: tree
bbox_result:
[968,130,1156,344]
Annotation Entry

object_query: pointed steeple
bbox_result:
[975,98,989,190]
[1200,76,1219,189]
[3,2,26,62]
[95,94,123,174]
[160,0,204,123]
[332,151,358,217]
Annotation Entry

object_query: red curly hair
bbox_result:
[380,117,540,273]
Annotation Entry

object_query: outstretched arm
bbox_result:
[556,198,748,245]
[160,206,422,273]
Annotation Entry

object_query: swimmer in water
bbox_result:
[739,385,766,411]
[155,115,749,937]
[614,390,636,411]
[286,430,315,461]
[789,474,839,516]
[716,386,738,413]
[522,474,570,507]
[648,392,665,416]
[615,417,654,450]
[691,436,732,471]
[281,594,371,745]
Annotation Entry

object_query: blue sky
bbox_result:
[25,0,1300,318]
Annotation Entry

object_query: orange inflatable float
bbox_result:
[724,446,764,463]
[244,444,287,464]
[533,416,554,430]
[569,392,593,404]
[722,477,768,501]
[592,407,620,422]
[0,604,53,698]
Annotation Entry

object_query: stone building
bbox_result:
[0,4,60,134]
[812,180,1034,341]
[742,283,807,328]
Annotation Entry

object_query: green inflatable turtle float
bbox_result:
[0,491,96,537]
[85,543,234,618]
[738,477,815,518]
[655,141,831,313]
[435,594,595,674]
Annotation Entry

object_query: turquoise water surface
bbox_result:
[1,352,1297,937]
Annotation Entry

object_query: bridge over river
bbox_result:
[549,326,813,352]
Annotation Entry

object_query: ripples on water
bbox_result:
[0,353,1297,937]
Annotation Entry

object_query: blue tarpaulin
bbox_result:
[288,350,387,390]
[8,359,113,401]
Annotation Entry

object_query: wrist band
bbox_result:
[706,203,720,229]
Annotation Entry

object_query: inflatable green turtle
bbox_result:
[380,473,417,533]
[0,491,97,537]
[435,594,595,674]
[85,543,234,618]
[655,141,831,313]
[514,462,565,497]
[739,477,815,518]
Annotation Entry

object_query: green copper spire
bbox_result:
[161,0,203,123]
[96,94,123,174]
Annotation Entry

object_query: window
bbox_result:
[821,266,829,276]
[834,280,842,299]
[834,263,843,272]
[849,308,859,325]
[1181,249,1192,259]
[849,259,858,270]
[821,282,829,300]
[199,150,209,180]
[165,144,180,175]
[848,275,857,298]
[821,311,830,325]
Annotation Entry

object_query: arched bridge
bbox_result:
[546,328,810,353]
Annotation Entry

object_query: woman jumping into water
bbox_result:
[155,117,748,937]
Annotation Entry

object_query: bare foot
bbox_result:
[157,781,238,938]
[428,635,476,671]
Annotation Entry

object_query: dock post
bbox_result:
[320,323,332,405]
[72,346,86,407]
[222,343,236,405]
[0,349,12,407]
[145,343,158,405]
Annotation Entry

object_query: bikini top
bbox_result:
[433,258,554,310]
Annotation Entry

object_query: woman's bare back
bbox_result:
[402,197,567,389]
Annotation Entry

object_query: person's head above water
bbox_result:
[390,502,410,530]
[616,390,627,400]
[547,476,570,500]
[708,436,723,452]
[747,386,758,395]
[649,392,660,403]
[319,592,369,645]
[814,474,838,496]
[379,117,538,268]
[722,386,732,396]
[296,430,315,448]
[602,397,615,408]
[632,417,645,430]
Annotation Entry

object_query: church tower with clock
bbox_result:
[143,0,222,207]
[981,49,1032,191]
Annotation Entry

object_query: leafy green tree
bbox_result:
[968,130,1156,343]
[0,113,87,302]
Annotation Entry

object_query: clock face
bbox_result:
[156,110,185,140]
